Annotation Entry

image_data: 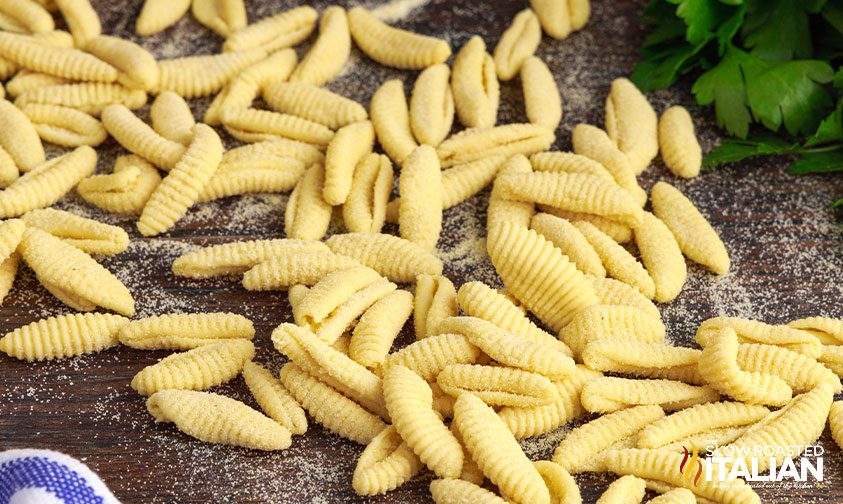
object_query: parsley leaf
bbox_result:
[703,134,800,166]
[741,0,815,59]
[805,99,843,146]
[692,46,755,138]
[787,150,843,173]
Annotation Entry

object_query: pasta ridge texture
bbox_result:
[289,6,350,86]
[21,103,108,148]
[0,32,117,82]
[0,312,129,361]
[155,48,268,99]
[696,317,822,358]
[575,220,655,298]
[436,363,556,407]
[604,78,658,174]
[580,376,720,414]
[530,212,606,277]
[14,82,148,116]
[118,312,255,350]
[493,9,541,81]
[77,155,161,215]
[101,104,186,171]
[173,239,329,279]
[20,208,129,255]
[370,79,418,165]
[352,425,424,496]
[436,123,554,167]
[451,35,499,128]
[572,123,646,206]
[347,7,450,69]
[223,6,318,53]
[0,98,45,171]
[384,333,480,382]
[263,81,367,130]
[635,211,687,303]
[349,289,414,368]
[658,106,702,178]
[324,233,443,282]
[242,361,308,435]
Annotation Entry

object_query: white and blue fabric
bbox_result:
[0,450,119,504]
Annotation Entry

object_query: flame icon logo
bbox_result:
[679,444,703,486]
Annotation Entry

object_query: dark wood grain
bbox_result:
[2,1,843,503]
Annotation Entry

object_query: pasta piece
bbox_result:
[530,151,615,182]
[324,120,375,205]
[541,206,633,243]
[486,221,599,331]
[436,123,554,167]
[818,345,843,376]
[637,401,770,450]
[658,106,701,178]
[343,153,392,233]
[530,0,590,39]
[191,0,246,37]
[521,56,562,130]
[575,221,655,298]
[137,124,223,236]
[0,252,20,305]
[263,82,367,130]
[155,48,267,99]
[370,79,417,165]
[279,362,386,444]
[736,342,841,393]
[20,208,128,255]
[597,475,646,504]
[650,182,729,275]
[0,312,128,361]
[198,157,303,202]
[0,0,54,33]
[453,392,550,504]
[55,0,100,46]
[101,104,186,170]
[588,274,662,321]
[117,312,255,350]
[552,405,664,473]
[292,266,381,325]
[534,461,582,504]
[136,0,191,35]
[437,364,556,407]
[20,104,107,147]
[242,361,307,435]
[530,212,605,277]
[349,289,414,368]
[324,233,443,282]
[437,155,506,208]
[223,108,334,146]
[493,9,541,81]
[788,316,843,344]
[0,31,73,80]
[14,82,147,116]
[429,479,508,504]
[0,146,17,188]
[150,91,195,145]
[285,163,333,240]
[452,36,498,128]
[76,154,161,214]
[410,64,454,147]
[307,278,397,346]
[0,218,25,262]
[582,340,702,384]
[0,146,96,218]
[605,78,658,174]
[572,124,646,206]
[582,377,719,414]
[289,6,350,86]
[146,390,291,451]
[0,98,44,171]
[487,154,535,231]
[414,274,457,339]
[384,333,480,382]
[347,7,450,69]
[398,145,442,250]
[830,401,843,450]
[222,137,324,169]
[223,6,318,53]
[696,317,822,358]
[352,425,423,496]
[648,489,696,504]
[0,32,117,82]
[242,251,361,291]
[635,212,687,303]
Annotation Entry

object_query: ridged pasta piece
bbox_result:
[605,78,658,174]
[487,154,535,231]
[597,475,646,504]
[452,36,499,128]
[713,384,834,472]
[20,208,129,255]
[572,124,646,206]
[487,221,599,331]
[322,234,442,283]
[242,251,361,291]
[223,137,324,170]
[0,218,25,262]
[14,82,147,116]
[156,48,267,99]
[131,339,255,396]
[291,266,381,324]
[242,361,307,435]
[197,155,305,201]
[0,146,17,188]
[136,0,191,35]
[223,6,318,53]
[552,405,664,473]
[439,316,575,379]
[575,221,655,298]
[410,64,454,147]
[223,108,334,146]
[0,32,117,82]
[736,342,841,393]
[530,212,605,277]
[453,392,550,504]
[437,123,554,167]
[21,104,107,147]
[191,0,246,37]
[349,289,414,368]
[819,345,843,375]
[0,98,44,171]
[5,70,67,99]
[648,489,697,504]
[696,316,822,358]
[383,364,463,478]
[831,401,843,450]
[117,312,255,350]
[353,425,423,496]
[150,91,194,145]
[788,316,843,344]
[370,79,417,165]
[658,106,701,178]
[437,364,555,407]
[541,206,633,243]
[493,8,541,81]
[414,274,457,339]
[285,163,332,240]
[324,120,374,205]
[530,151,615,182]
[76,154,161,214]
[581,377,719,414]
[429,478,508,504]
[521,56,562,130]
[636,401,770,450]
[55,0,100,46]
[343,153,392,233]
[582,340,702,384]
[635,211,687,303]
[650,182,730,275]
[347,6,450,69]
[534,460,582,504]
[398,145,442,250]
[289,6,349,86]
[530,0,590,39]
[0,312,128,361]
[279,362,386,444]
[0,0,54,33]
[146,390,291,450]
[0,31,74,80]
[307,278,397,346]
[138,124,223,236]
[263,82,367,130]
[101,104,186,170]
[0,252,20,305]
[384,333,480,382]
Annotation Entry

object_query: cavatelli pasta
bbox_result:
[438,155,506,208]
[582,340,702,384]
[788,316,843,344]
[398,145,443,250]
[223,138,324,170]
[343,153,392,233]
[117,312,255,350]
[146,390,291,450]
[605,78,658,174]
[352,425,424,496]
[530,152,616,186]
[0,31,74,80]
[150,91,194,145]
[487,221,599,331]
[530,212,605,277]
[658,106,701,178]
[487,154,535,231]
[581,377,719,414]
[55,0,100,46]
[349,289,414,368]
[0,146,17,188]
[347,7,450,69]
[14,82,147,116]
[0,252,19,305]
[429,478,508,504]
[0,219,25,263]
[530,0,590,39]
[223,108,334,146]
[191,0,246,37]
[437,123,554,167]
[223,6,318,53]
[384,333,480,382]
[647,489,698,504]
[0,98,44,171]
[76,154,161,214]
[285,163,333,241]
[534,461,582,504]
[0,312,128,361]
[414,274,457,339]
[242,251,361,291]
[831,401,843,450]
[263,82,367,130]
[572,124,646,206]
[635,212,687,303]
[20,208,128,255]
[736,342,841,393]
[0,146,96,218]
[370,79,418,165]
[696,317,822,358]
[289,6,350,86]
[453,392,550,504]
[410,64,454,147]
[452,35,499,128]
[20,104,107,147]
[493,9,541,81]
[101,104,186,170]
[325,233,443,282]
[521,56,562,130]
[156,48,267,99]
[575,221,655,298]
[242,361,307,435]
[541,206,633,243]
[650,182,730,275]
[0,32,117,82]
[598,476,646,504]
[136,0,191,35]
[437,364,556,407]
[0,0,54,33]
[137,124,223,236]
[324,120,375,205]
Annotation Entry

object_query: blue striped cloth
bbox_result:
[0,450,119,504]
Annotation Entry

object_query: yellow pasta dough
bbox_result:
[398,145,443,250]
[20,208,129,255]
[343,153,392,233]
[487,154,535,231]
[242,251,361,291]
[0,0,54,33]
[173,240,329,280]
[559,304,666,360]
[429,478,508,504]
[191,0,246,37]
[349,289,414,369]
[0,312,128,361]
[223,6,317,53]
[530,151,616,182]
[55,0,100,46]
[242,361,307,435]
[437,123,554,167]
[597,475,646,504]
[530,0,590,39]
[0,218,25,262]
[410,64,454,147]
[14,82,148,116]
[658,106,702,178]
[156,48,267,99]
[223,107,334,146]
[324,233,444,282]
[4,70,68,100]
[150,91,195,145]
[324,120,375,205]
[101,104,186,170]
[0,98,44,171]
[0,251,19,305]
[0,146,17,188]
[118,312,255,350]
[347,6,450,69]
[222,137,323,169]
[696,316,822,358]
[521,56,562,130]
[493,8,541,81]
[580,377,719,414]
[437,364,556,407]
[605,78,659,174]
[370,79,418,165]
[647,488,699,504]
[352,425,423,496]
[292,266,382,326]
[736,342,841,393]
[542,206,634,243]
[635,211,687,303]
[136,0,191,35]
[452,35,499,128]
[572,123,646,206]
[530,212,605,277]
[830,401,843,450]
[0,32,117,82]
[582,340,703,384]
[84,36,155,92]
[285,163,333,241]
[575,220,655,298]
[414,274,457,339]
[21,104,107,147]
[384,333,480,382]
[76,154,161,214]
[534,460,582,504]
[289,6,350,86]
[788,316,843,344]
[263,81,367,130]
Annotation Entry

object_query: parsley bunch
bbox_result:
[632,0,843,207]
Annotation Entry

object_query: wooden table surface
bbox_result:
[2,1,842,502]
